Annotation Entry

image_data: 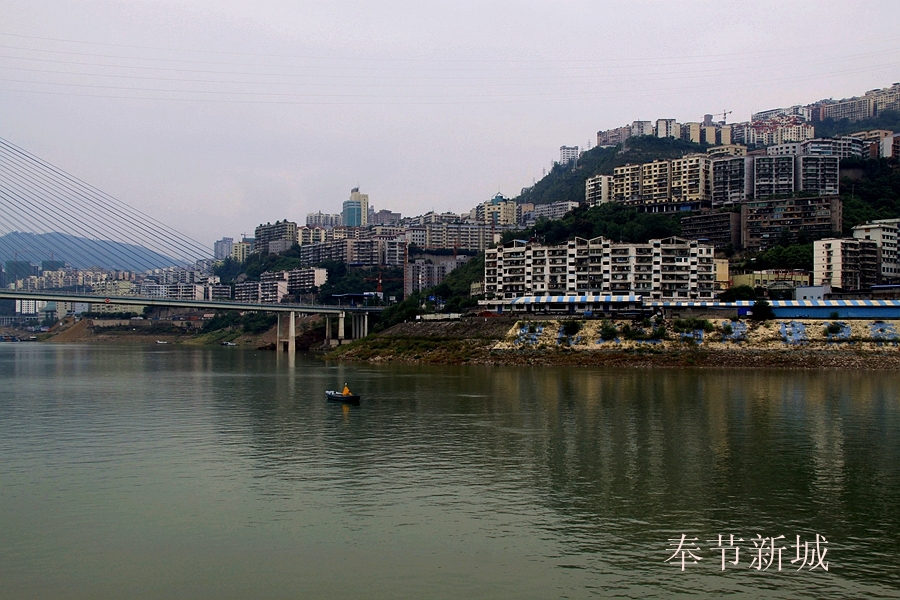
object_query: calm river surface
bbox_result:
[1,344,899,599]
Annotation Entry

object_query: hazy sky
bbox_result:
[2,0,899,246]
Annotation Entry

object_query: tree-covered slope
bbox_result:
[515,136,708,206]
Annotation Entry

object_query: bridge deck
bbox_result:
[0,290,382,314]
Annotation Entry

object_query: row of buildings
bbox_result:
[584,136,877,211]
[592,83,900,153]
[233,268,328,304]
[484,236,717,301]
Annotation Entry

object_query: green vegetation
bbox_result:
[826,322,843,335]
[672,318,715,333]
[562,320,582,336]
[840,157,900,232]
[516,136,708,207]
[599,320,618,340]
[506,202,681,246]
[814,110,900,139]
[718,285,758,302]
[751,299,775,321]
[202,311,277,334]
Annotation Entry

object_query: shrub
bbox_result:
[562,320,582,336]
[826,322,843,335]
[750,299,775,321]
[599,320,618,340]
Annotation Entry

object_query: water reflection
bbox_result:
[1,345,898,598]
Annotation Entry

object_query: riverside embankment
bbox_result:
[331,316,900,369]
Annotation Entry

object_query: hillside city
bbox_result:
[3,81,900,326]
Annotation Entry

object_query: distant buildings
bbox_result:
[559,146,580,164]
[680,212,741,249]
[405,256,470,295]
[813,238,879,291]
[306,211,342,228]
[585,174,613,206]
[254,221,298,254]
[213,237,233,260]
[342,188,369,227]
[741,196,842,251]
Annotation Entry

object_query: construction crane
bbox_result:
[716,110,733,124]
[364,269,404,294]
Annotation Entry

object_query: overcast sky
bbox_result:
[2,0,899,246]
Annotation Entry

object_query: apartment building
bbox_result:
[286,267,327,294]
[298,225,328,245]
[306,211,342,228]
[297,238,406,268]
[560,146,580,163]
[342,188,369,227]
[480,194,518,225]
[596,126,631,146]
[230,240,251,263]
[753,156,796,198]
[611,155,711,209]
[680,212,741,249]
[656,119,680,139]
[631,121,654,136]
[405,256,469,295]
[613,163,643,203]
[585,174,613,206]
[711,156,753,207]
[484,236,715,301]
[741,196,842,251]
[670,155,711,204]
[797,155,839,196]
[819,97,875,122]
[533,201,581,220]
[214,237,233,260]
[254,221,298,254]
[813,238,879,290]
[682,122,702,144]
[852,220,899,281]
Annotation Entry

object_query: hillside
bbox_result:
[515,136,708,206]
[815,110,900,139]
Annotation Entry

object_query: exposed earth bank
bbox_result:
[330,317,900,370]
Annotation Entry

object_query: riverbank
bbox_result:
[331,316,900,369]
[38,316,325,350]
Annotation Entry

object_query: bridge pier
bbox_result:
[288,311,296,357]
[338,312,345,343]
[276,311,297,354]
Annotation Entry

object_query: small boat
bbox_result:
[221,341,237,346]
[326,390,360,406]
[156,340,168,344]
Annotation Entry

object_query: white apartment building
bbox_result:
[853,220,899,281]
[533,201,581,220]
[298,225,328,245]
[585,174,613,206]
[560,146,580,163]
[631,121,654,136]
[484,236,715,301]
[656,119,681,139]
[813,238,880,290]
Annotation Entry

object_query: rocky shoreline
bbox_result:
[331,317,900,370]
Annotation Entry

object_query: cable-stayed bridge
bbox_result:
[0,137,380,348]
[0,136,211,271]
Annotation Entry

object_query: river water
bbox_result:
[1,344,898,599]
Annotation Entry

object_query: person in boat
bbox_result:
[342,383,352,396]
